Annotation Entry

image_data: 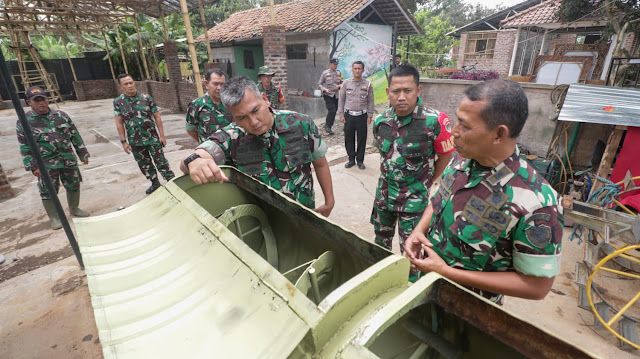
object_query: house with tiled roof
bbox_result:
[450,0,637,84]
[196,0,420,110]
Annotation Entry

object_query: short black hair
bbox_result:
[204,68,226,81]
[464,79,529,138]
[117,73,133,83]
[394,55,401,59]
[388,64,420,86]
[352,60,365,70]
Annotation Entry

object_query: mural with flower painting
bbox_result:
[330,21,393,105]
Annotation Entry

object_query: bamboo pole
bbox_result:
[269,0,275,26]
[198,0,213,63]
[179,0,203,96]
[160,9,169,42]
[115,26,129,74]
[102,31,116,79]
[63,40,78,81]
[133,15,150,80]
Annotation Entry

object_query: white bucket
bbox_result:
[313,89,322,97]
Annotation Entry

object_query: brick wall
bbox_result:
[493,29,517,77]
[457,33,467,67]
[164,41,182,83]
[146,81,179,112]
[549,33,576,53]
[178,82,199,112]
[262,25,288,109]
[73,80,118,101]
[0,163,14,200]
[622,32,637,54]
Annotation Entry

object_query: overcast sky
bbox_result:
[464,0,523,8]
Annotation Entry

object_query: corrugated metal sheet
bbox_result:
[558,84,640,127]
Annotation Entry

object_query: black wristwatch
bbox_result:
[183,152,201,168]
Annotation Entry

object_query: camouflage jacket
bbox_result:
[185,94,231,143]
[258,82,281,110]
[16,110,89,171]
[427,150,563,299]
[373,100,454,213]
[198,110,327,208]
[113,92,159,146]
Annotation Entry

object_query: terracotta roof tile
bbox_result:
[196,0,372,43]
[501,0,562,27]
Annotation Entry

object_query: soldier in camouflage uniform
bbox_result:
[185,68,231,143]
[371,65,454,252]
[257,66,284,110]
[114,74,174,194]
[181,76,335,216]
[405,80,563,303]
[16,86,90,229]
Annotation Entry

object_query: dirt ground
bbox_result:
[0,98,638,358]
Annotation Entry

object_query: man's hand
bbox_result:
[187,158,229,184]
[82,159,89,165]
[407,241,448,275]
[32,168,40,177]
[367,116,373,125]
[160,136,167,147]
[340,116,345,123]
[314,202,334,217]
[122,142,132,154]
[404,229,427,262]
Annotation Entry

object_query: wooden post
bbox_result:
[115,27,129,74]
[63,40,78,81]
[269,0,275,26]
[102,31,116,79]
[590,125,627,196]
[179,0,204,96]
[133,15,151,80]
[198,0,213,63]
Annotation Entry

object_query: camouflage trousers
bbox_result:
[370,206,422,252]
[37,167,82,199]
[131,144,175,182]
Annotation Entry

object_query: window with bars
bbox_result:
[286,44,308,60]
[465,32,497,59]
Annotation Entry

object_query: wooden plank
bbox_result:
[590,125,627,196]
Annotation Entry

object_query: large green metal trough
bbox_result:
[74,167,592,358]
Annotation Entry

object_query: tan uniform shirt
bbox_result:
[338,78,374,116]
[318,69,341,97]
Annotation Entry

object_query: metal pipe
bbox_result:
[308,267,321,304]
[0,49,84,269]
[508,27,520,76]
[179,0,204,96]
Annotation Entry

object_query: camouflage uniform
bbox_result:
[258,82,281,110]
[16,110,89,199]
[427,150,563,302]
[113,93,174,181]
[185,94,231,143]
[371,99,454,250]
[197,110,327,208]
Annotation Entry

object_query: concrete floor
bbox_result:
[0,99,637,358]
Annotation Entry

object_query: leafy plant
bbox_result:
[449,70,500,81]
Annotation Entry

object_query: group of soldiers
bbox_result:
[17,61,562,303]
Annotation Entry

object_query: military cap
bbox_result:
[26,86,47,100]
[257,66,276,77]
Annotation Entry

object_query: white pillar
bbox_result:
[508,27,521,76]
[539,29,548,55]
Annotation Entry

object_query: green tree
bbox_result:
[397,9,456,69]
[560,0,639,57]
[422,0,497,28]
[31,35,84,60]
